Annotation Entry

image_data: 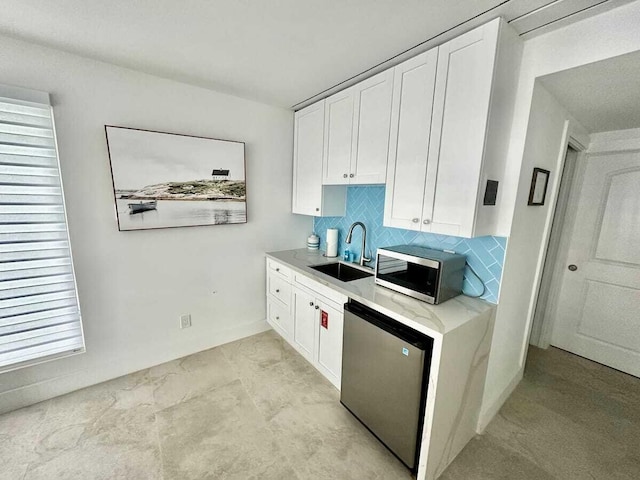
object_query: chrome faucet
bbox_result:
[345,221,371,267]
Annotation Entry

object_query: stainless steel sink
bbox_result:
[310,262,373,282]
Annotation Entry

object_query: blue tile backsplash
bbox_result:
[313,186,506,304]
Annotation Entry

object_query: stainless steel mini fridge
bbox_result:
[340,300,433,472]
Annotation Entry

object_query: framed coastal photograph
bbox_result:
[527,167,550,206]
[105,126,246,231]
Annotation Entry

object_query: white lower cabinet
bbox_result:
[291,284,345,389]
[292,286,317,362]
[315,299,344,386]
[266,259,346,389]
[266,259,293,341]
[267,296,293,339]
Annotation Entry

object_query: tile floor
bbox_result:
[1,331,639,479]
[441,346,640,480]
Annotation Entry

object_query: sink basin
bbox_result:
[310,262,373,282]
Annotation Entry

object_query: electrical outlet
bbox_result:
[180,314,191,329]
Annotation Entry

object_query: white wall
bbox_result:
[588,127,640,153]
[479,0,640,429]
[0,35,311,413]
[479,83,588,427]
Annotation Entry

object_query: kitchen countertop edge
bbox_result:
[266,249,496,338]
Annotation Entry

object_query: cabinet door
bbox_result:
[316,300,344,389]
[383,48,438,230]
[323,89,354,185]
[351,70,394,185]
[424,21,499,237]
[293,101,325,215]
[292,287,317,362]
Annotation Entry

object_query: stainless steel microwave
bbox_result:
[374,245,466,304]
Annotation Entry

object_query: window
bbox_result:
[0,85,84,373]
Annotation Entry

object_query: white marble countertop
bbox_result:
[266,249,495,338]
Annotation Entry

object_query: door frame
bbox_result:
[523,125,587,354]
[529,139,586,348]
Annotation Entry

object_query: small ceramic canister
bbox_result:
[307,232,320,250]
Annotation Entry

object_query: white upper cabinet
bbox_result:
[384,49,439,231]
[294,18,521,227]
[293,101,346,216]
[293,102,324,216]
[425,20,500,237]
[350,70,394,184]
[323,89,355,185]
[323,70,393,185]
[384,18,522,237]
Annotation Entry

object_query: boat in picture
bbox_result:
[128,200,157,214]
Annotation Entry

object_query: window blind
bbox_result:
[0,92,84,373]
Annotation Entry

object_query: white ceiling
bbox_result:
[540,50,640,133]
[0,0,634,108]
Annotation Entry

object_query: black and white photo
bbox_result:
[105,126,246,230]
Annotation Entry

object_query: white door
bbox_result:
[293,102,325,215]
[323,89,354,185]
[292,286,317,362]
[316,300,344,389]
[550,150,640,377]
[425,20,499,237]
[383,48,438,231]
[351,70,394,185]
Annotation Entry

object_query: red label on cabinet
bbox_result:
[321,310,328,329]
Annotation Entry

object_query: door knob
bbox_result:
[315,305,320,310]
[349,173,354,178]
[309,301,314,306]
[568,264,578,271]
[412,218,419,223]
[343,173,348,178]
[423,219,431,225]
[275,289,280,293]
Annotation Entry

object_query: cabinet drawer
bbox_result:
[267,298,293,339]
[294,273,348,308]
[267,258,292,280]
[268,274,291,306]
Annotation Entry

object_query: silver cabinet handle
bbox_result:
[343,173,348,178]
[423,219,431,225]
[349,173,354,178]
[315,305,320,310]
[309,301,314,306]
[568,264,578,271]
[412,218,419,223]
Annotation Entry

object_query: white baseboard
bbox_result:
[0,319,270,415]
[476,367,524,433]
